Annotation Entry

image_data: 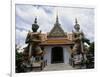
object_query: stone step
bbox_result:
[43,63,75,71]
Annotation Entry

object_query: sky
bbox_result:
[15,4,94,46]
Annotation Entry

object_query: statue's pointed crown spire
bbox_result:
[32,17,39,32]
[34,17,37,23]
[75,18,78,24]
[74,18,80,31]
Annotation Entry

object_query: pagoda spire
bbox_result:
[56,14,59,23]
[55,12,60,24]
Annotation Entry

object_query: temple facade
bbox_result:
[24,15,83,65]
[39,15,74,64]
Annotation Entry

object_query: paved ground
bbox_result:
[43,63,75,71]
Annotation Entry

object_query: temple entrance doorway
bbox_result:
[51,47,64,63]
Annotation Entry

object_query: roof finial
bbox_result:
[56,12,59,23]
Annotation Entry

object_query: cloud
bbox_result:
[16,29,28,46]
[15,4,94,46]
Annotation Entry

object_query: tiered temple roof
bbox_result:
[40,15,74,46]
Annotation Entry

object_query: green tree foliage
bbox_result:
[86,42,94,68]
[15,45,23,73]
[16,50,23,61]
[89,42,94,55]
[82,37,90,45]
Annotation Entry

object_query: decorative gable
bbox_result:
[48,24,66,37]
[48,15,66,37]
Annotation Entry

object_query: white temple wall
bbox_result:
[63,46,70,64]
[44,45,71,65]
[44,46,51,64]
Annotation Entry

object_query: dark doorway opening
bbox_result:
[51,47,64,63]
